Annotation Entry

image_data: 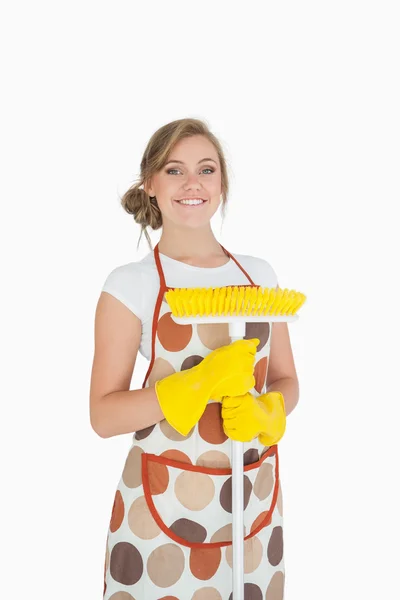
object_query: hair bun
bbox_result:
[121,185,162,231]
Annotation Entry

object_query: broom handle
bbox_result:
[229,322,247,600]
[232,439,244,600]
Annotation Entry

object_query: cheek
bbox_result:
[209,175,222,193]
[161,179,181,197]
[153,179,177,203]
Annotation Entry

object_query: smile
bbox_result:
[175,198,207,206]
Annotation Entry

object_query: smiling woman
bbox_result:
[92,117,297,600]
[118,119,230,252]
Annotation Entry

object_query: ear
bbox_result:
[143,179,153,196]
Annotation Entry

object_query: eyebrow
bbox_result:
[165,158,217,166]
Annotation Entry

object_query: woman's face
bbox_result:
[145,135,223,229]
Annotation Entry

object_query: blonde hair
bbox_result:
[120,118,230,250]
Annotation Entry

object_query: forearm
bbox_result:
[91,385,164,439]
[267,377,299,416]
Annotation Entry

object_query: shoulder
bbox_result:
[100,254,156,320]
[102,251,156,288]
[102,261,143,290]
[231,252,279,288]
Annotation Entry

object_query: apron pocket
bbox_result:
[141,446,280,549]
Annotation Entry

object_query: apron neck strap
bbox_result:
[154,241,256,286]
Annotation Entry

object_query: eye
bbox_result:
[166,167,215,175]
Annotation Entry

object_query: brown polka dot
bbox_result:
[110,541,143,585]
[190,547,221,580]
[197,322,230,350]
[245,322,270,351]
[157,312,192,351]
[122,445,143,488]
[210,523,232,543]
[196,451,231,468]
[175,471,215,510]
[161,449,192,464]
[250,510,270,533]
[147,460,169,495]
[170,518,207,543]
[277,481,283,516]
[147,543,185,587]
[148,357,176,386]
[160,419,194,441]
[158,597,179,600]
[110,490,124,532]
[226,536,263,573]
[244,448,259,465]
[220,475,252,513]
[229,582,263,600]
[198,403,227,444]
[135,424,155,440]
[254,356,268,393]
[254,463,274,500]
[266,570,285,600]
[267,526,284,566]
[181,355,204,370]
[210,523,246,543]
[191,588,222,600]
[108,593,136,600]
[128,495,161,540]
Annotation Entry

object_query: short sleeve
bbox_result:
[258,258,279,289]
[101,263,144,321]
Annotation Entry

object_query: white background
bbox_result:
[2,1,399,598]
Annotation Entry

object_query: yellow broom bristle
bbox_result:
[165,285,306,317]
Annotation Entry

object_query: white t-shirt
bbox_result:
[101,249,279,360]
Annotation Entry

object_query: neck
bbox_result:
[157,223,227,264]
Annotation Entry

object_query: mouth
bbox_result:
[174,198,208,208]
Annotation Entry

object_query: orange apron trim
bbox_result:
[141,445,280,549]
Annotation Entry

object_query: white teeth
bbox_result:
[178,199,204,205]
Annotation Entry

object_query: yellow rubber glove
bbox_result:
[155,338,259,436]
[221,390,286,444]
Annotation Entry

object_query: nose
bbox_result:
[183,172,202,190]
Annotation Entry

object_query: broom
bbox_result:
[165,284,306,600]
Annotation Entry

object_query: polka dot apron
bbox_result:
[103,243,285,600]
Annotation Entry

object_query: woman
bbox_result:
[90,118,299,600]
